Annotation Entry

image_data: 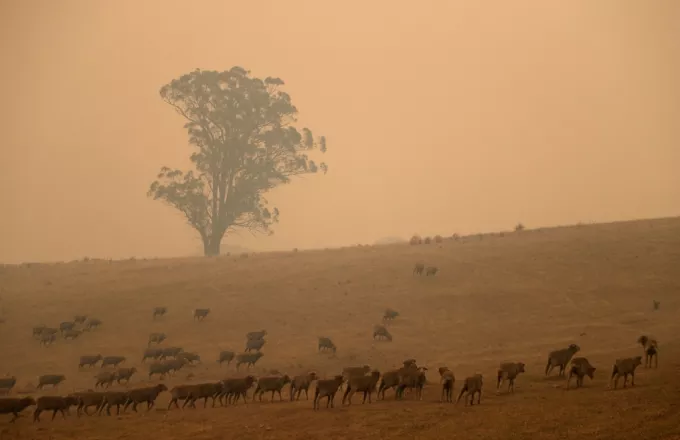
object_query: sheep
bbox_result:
[0,397,35,423]
[164,358,189,375]
[245,338,266,352]
[313,375,345,410]
[343,370,381,405]
[290,372,318,401]
[123,384,168,412]
[219,376,257,405]
[457,374,483,406]
[235,352,264,370]
[0,388,10,396]
[142,347,164,362]
[383,309,399,321]
[94,371,118,388]
[254,375,291,402]
[638,336,659,368]
[566,357,596,389]
[497,362,525,393]
[0,376,17,391]
[373,324,393,341]
[318,337,337,354]
[652,300,660,310]
[153,307,167,319]
[246,330,267,340]
[148,332,167,346]
[425,266,439,276]
[99,391,129,415]
[37,375,66,389]
[85,318,102,330]
[73,315,87,324]
[101,356,126,368]
[545,344,580,376]
[403,359,417,368]
[62,329,82,340]
[342,365,371,381]
[193,308,210,321]
[218,350,235,366]
[148,362,172,379]
[378,362,419,400]
[167,384,197,410]
[79,355,102,368]
[611,356,643,389]
[32,325,47,338]
[39,332,57,346]
[33,395,79,421]
[413,263,425,275]
[70,391,106,416]
[439,367,455,402]
[178,352,201,364]
[59,321,76,333]
[115,367,137,384]
[396,367,427,400]
[185,382,223,409]
[160,346,184,359]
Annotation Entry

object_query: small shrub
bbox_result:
[423,236,432,244]
[514,223,525,232]
[451,233,460,241]
[434,235,443,243]
[409,235,422,245]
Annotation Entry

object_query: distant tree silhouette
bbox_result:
[148,67,327,256]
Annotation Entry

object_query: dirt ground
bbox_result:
[1,217,679,440]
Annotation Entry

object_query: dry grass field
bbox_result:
[1,217,680,440]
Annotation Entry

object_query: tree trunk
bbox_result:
[202,234,222,256]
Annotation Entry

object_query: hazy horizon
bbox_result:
[2,0,679,264]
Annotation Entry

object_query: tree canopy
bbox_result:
[148,67,327,256]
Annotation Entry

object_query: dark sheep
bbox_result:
[148,333,167,346]
[142,347,164,362]
[59,321,76,333]
[0,376,17,391]
[115,367,137,384]
[160,347,184,359]
[253,375,291,402]
[457,374,483,406]
[318,337,337,353]
[99,391,129,415]
[246,330,267,340]
[290,372,318,401]
[153,307,167,319]
[94,372,117,388]
[313,375,344,410]
[235,352,264,370]
[85,318,102,330]
[245,338,266,352]
[0,397,36,423]
[218,350,235,366]
[79,355,102,368]
[545,344,580,376]
[62,329,82,340]
[219,376,257,405]
[101,356,126,368]
[373,324,393,341]
[74,315,88,324]
[193,308,210,321]
[123,384,168,412]
[33,395,79,421]
[497,362,525,393]
[37,375,66,389]
[342,370,381,405]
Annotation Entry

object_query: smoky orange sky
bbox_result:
[1,0,679,263]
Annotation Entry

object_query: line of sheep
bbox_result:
[0,335,660,423]
[31,316,103,346]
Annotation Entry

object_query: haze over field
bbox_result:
[1,0,679,263]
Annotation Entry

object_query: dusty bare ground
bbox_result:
[1,217,679,440]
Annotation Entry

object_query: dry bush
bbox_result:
[515,223,525,232]
[434,235,443,243]
[423,236,432,244]
[409,235,422,245]
[451,233,460,241]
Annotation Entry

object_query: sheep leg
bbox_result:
[33,409,41,422]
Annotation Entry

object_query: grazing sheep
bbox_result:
[59,321,76,333]
[373,324,393,341]
[148,333,167,346]
[439,367,455,402]
[219,376,257,405]
[99,391,129,415]
[62,329,82,340]
[425,266,438,276]
[37,375,66,389]
[185,382,223,408]
[245,338,266,352]
[254,375,291,402]
[79,355,102,368]
[246,330,267,340]
[160,347,184,359]
[124,384,168,412]
[290,372,317,401]
[164,358,189,375]
[115,367,137,384]
[178,352,201,364]
[33,395,79,421]
[457,374,483,406]
[566,357,596,389]
[413,263,425,275]
[383,309,399,321]
[153,307,167,319]
[94,372,118,389]
[0,376,17,391]
[318,337,336,354]
[497,362,525,393]
[193,308,210,321]
[545,344,580,377]
[343,370,381,405]
[71,391,106,416]
[142,347,164,362]
[0,397,35,423]
[235,352,264,371]
[611,356,643,389]
[84,318,102,330]
[218,350,235,366]
[101,356,126,368]
[148,362,172,380]
[313,375,345,410]
[39,332,57,346]
[73,315,87,324]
